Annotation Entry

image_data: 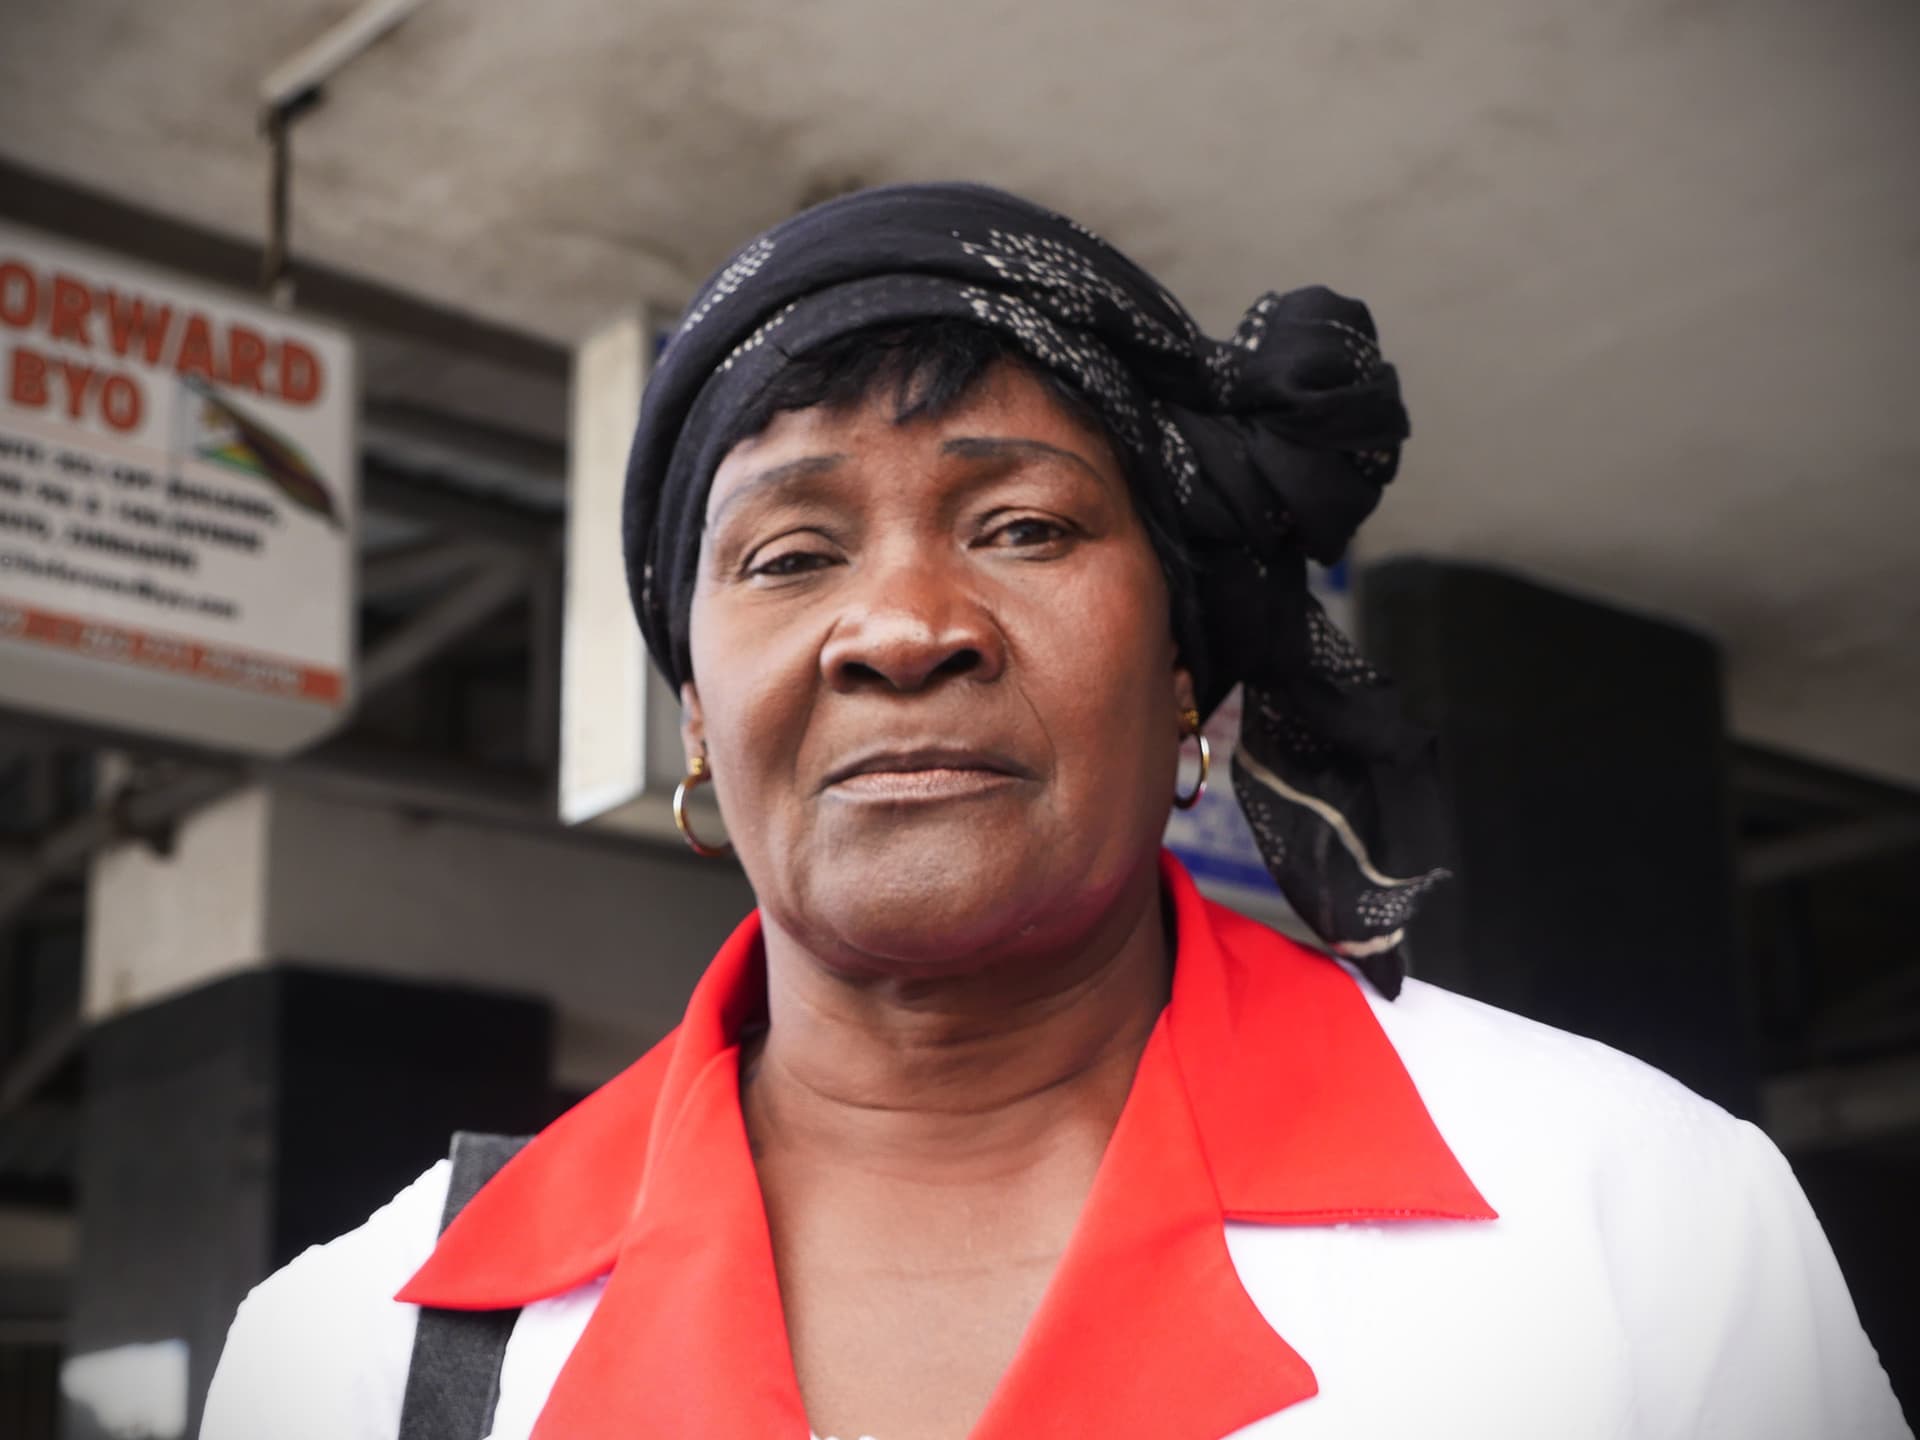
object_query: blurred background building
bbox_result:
[0,0,1915,1434]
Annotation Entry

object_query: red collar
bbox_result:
[400,853,1493,1438]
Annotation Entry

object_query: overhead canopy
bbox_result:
[3,0,1914,783]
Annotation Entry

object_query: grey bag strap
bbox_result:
[397,1131,533,1440]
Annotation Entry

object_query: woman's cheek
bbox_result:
[723,625,820,795]
[1044,560,1168,696]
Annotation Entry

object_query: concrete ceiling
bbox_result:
[4,0,1917,784]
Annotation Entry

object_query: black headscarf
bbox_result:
[624,183,1447,996]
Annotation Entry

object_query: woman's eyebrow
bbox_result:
[706,453,848,529]
[940,435,1104,483]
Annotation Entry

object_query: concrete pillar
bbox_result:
[85,782,755,1089]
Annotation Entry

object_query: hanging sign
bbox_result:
[0,223,356,753]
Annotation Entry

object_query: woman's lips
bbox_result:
[828,766,1023,802]
[822,747,1031,801]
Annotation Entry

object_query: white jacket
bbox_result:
[205,860,1911,1439]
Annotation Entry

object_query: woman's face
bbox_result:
[683,360,1194,975]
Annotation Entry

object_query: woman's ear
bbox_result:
[679,681,706,769]
[1172,663,1198,724]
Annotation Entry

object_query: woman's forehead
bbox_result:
[705,360,1123,518]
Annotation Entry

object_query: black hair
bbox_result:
[709,318,1198,662]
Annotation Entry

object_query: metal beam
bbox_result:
[363,460,560,555]
[0,710,554,836]
[0,1021,82,1121]
[268,736,553,828]
[260,0,428,116]
[362,398,566,496]
[360,536,514,603]
[0,710,733,956]
[0,767,243,933]
[358,555,532,699]
[1739,813,1920,886]
[1805,960,1920,1059]
[1731,741,1920,818]
[1763,1051,1920,1153]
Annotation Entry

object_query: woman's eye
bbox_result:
[984,517,1069,550]
[748,549,834,579]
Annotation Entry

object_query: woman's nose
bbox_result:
[819,561,1006,693]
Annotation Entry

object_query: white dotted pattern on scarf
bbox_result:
[679,236,778,338]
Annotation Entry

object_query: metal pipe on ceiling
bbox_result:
[358,554,533,700]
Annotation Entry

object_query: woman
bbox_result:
[204,185,1907,1439]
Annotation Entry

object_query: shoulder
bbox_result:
[1363,973,1909,1436]
[1362,971,1742,1172]
[1362,968,1790,1259]
[200,1159,452,1440]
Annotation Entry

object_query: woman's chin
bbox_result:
[791,842,1070,974]
[779,833,1136,983]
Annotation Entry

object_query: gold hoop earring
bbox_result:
[673,754,733,858]
[1173,712,1209,811]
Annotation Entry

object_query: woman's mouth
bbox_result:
[823,748,1032,801]
[829,766,1023,801]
